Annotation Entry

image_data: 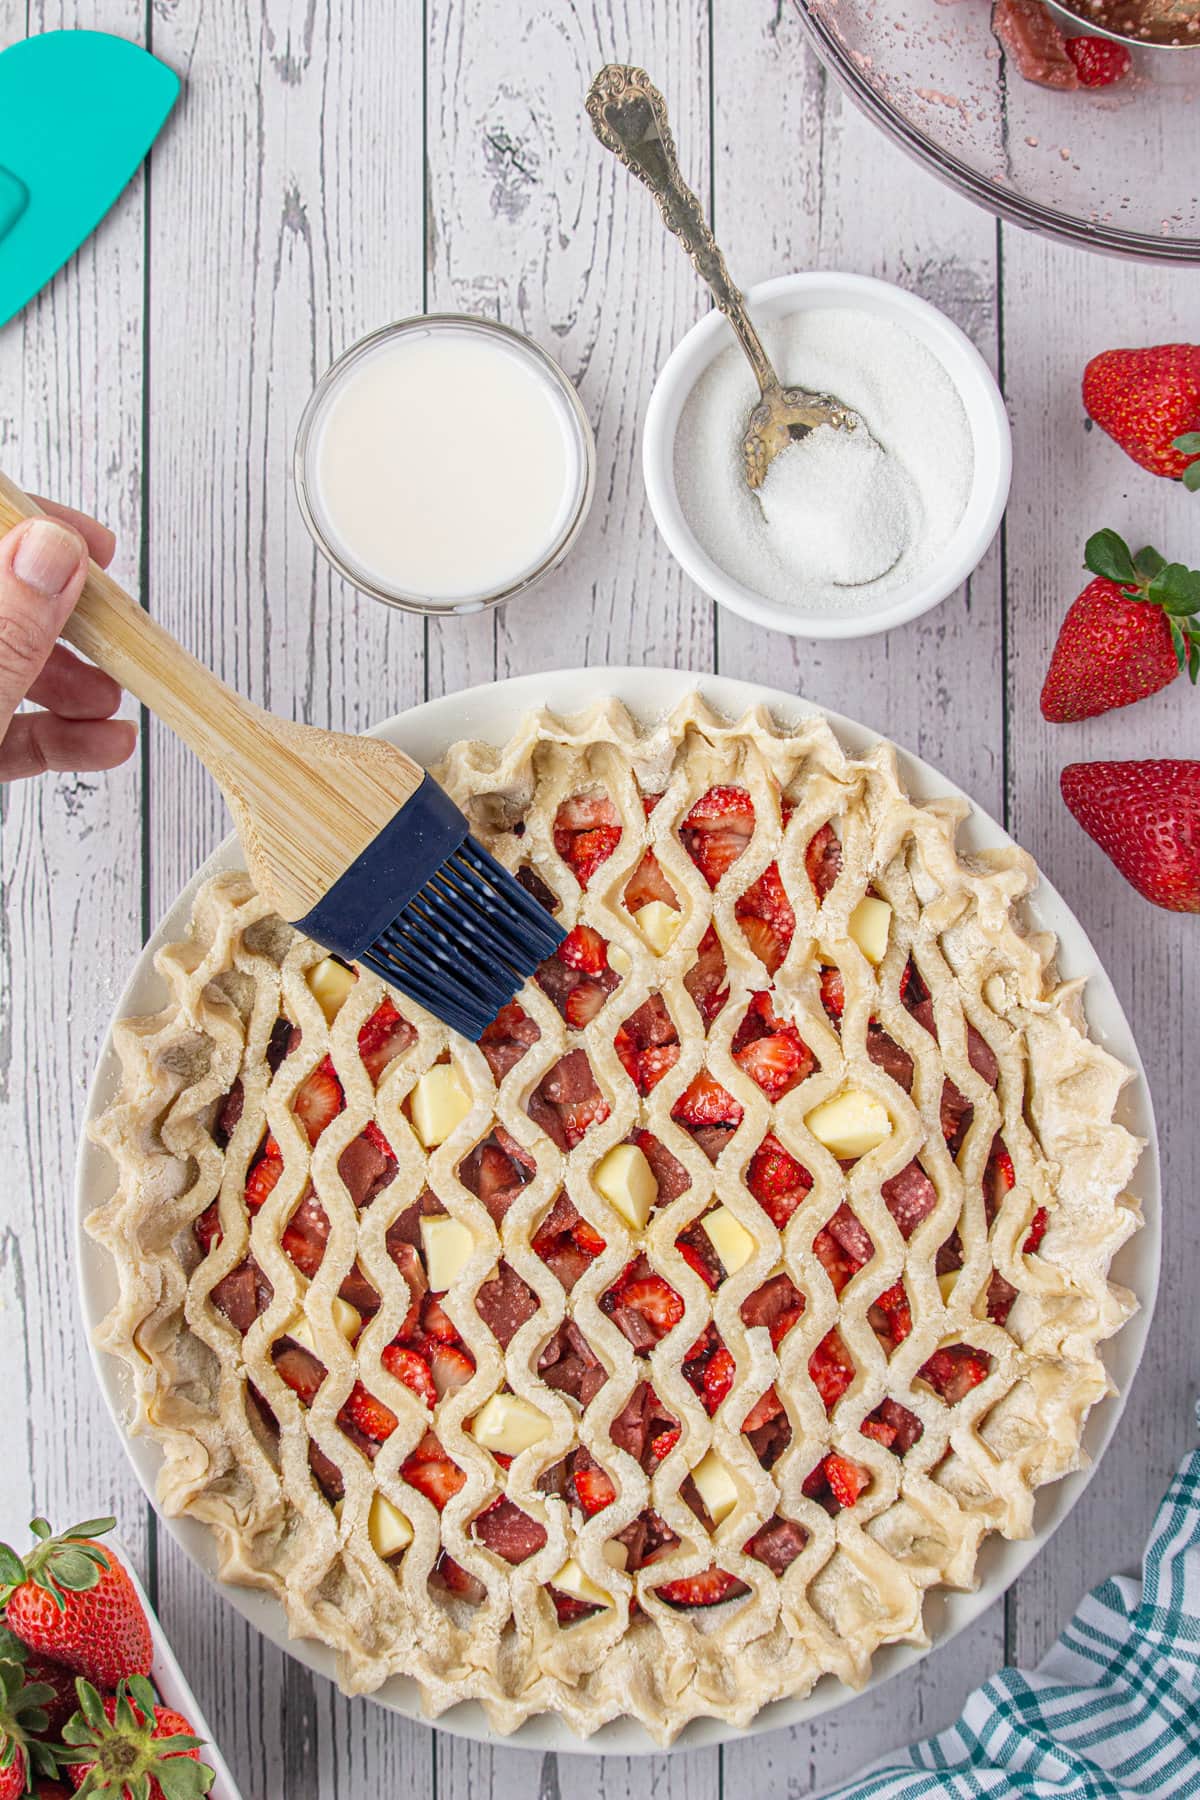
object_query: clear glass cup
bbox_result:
[294,314,596,616]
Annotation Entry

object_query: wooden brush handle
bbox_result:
[0,472,427,919]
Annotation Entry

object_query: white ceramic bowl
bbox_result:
[643,272,1012,640]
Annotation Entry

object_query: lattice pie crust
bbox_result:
[87,696,1143,1742]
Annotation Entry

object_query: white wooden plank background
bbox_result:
[0,1,1196,1795]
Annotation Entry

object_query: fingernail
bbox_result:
[12,519,85,597]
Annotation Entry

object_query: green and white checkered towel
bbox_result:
[822,1440,1200,1799]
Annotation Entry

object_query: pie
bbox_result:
[86,694,1143,1743]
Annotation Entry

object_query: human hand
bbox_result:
[0,500,137,781]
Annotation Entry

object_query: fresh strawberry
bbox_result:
[564,982,608,1029]
[293,1056,344,1145]
[357,997,416,1083]
[918,1344,991,1403]
[381,1344,437,1409]
[1083,344,1200,485]
[558,924,609,974]
[680,786,756,887]
[1024,1206,1049,1253]
[624,849,679,913]
[808,1330,856,1413]
[819,967,845,1021]
[654,1566,747,1608]
[671,1070,743,1130]
[0,1652,62,1800]
[13,1646,78,1738]
[1041,531,1200,721]
[572,1462,617,1516]
[746,1133,813,1228]
[1061,759,1200,910]
[1064,34,1130,85]
[554,793,622,886]
[805,822,843,899]
[734,863,795,974]
[338,1381,398,1444]
[0,1518,152,1691]
[243,1135,283,1211]
[60,1677,211,1799]
[401,1432,466,1510]
[429,1342,476,1397]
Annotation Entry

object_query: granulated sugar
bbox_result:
[673,307,974,616]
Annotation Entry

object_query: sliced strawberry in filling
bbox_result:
[381,1342,437,1409]
[742,1384,790,1469]
[735,862,795,975]
[357,998,417,1085]
[244,1133,284,1212]
[273,1340,326,1407]
[337,1124,397,1208]
[819,967,845,1022]
[654,1567,748,1609]
[478,1000,540,1082]
[429,1340,476,1397]
[680,786,756,889]
[193,1200,222,1256]
[746,1131,813,1229]
[803,1450,870,1513]
[1024,1206,1049,1254]
[809,1329,856,1413]
[613,994,681,1094]
[553,792,622,887]
[671,1070,743,1163]
[918,1343,992,1403]
[805,823,843,900]
[812,1203,875,1293]
[745,1515,807,1575]
[868,1281,913,1352]
[614,1507,679,1572]
[861,1397,924,1456]
[402,1431,466,1509]
[740,1271,806,1347]
[212,1078,244,1148]
[569,1447,618,1515]
[683,924,729,1027]
[682,1326,735,1416]
[601,1255,684,1352]
[430,1551,486,1606]
[987,1270,1018,1327]
[536,929,621,1027]
[984,1135,1015,1226]
[674,1221,723,1289]
[731,992,814,1099]
[338,1381,398,1445]
[532,1191,607,1291]
[293,1056,344,1145]
[634,1129,691,1203]
[624,847,679,914]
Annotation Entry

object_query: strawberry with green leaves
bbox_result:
[1083,344,1200,488]
[59,1677,212,1800]
[1061,760,1200,913]
[1040,531,1200,722]
[0,1653,62,1800]
[0,1518,152,1690]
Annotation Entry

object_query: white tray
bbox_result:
[109,1534,244,1800]
[75,667,1161,1755]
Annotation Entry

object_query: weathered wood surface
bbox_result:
[0,1,1193,1795]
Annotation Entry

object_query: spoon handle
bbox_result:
[586,64,780,398]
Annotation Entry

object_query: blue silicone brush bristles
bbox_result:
[294,772,564,1041]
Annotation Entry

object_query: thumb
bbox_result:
[0,518,89,741]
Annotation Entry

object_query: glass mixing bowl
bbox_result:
[795,1,1200,263]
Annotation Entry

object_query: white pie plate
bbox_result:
[75,666,1160,1756]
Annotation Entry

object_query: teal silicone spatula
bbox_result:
[0,30,179,328]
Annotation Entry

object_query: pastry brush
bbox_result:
[0,474,564,1039]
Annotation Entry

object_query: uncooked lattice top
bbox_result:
[88,696,1142,1742]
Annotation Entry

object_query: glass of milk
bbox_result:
[294,315,596,614]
